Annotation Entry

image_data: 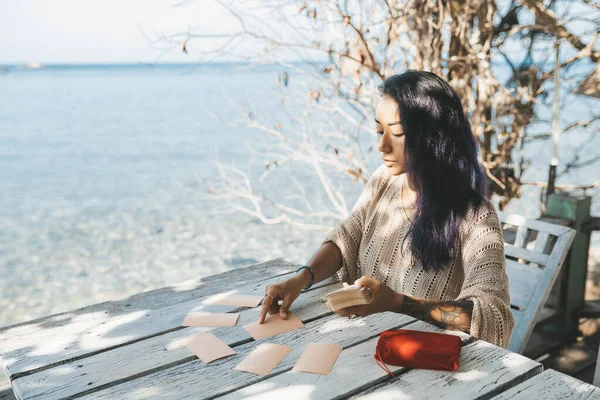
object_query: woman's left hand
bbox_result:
[335,276,404,318]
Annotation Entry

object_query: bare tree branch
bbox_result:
[164,0,600,224]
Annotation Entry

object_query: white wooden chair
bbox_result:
[594,351,600,386]
[498,212,576,354]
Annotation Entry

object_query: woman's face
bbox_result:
[376,95,406,176]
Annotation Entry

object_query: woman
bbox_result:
[259,70,514,348]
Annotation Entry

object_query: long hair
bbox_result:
[378,70,487,272]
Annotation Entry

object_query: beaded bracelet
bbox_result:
[296,265,314,290]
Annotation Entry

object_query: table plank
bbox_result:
[0,383,16,400]
[3,254,577,400]
[353,340,542,400]
[11,281,339,400]
[219,321,472,400]
[0,260,299,380]
[492,369,600,400]
[79,313,418,400]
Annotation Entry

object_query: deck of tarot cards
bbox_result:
[322,284,372,313]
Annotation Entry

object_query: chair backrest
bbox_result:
[594,348,600,386]
[498,212,576,353]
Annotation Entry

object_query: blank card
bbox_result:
[292,343,343,375]
[234,343,292,376]
[243,312,304,340]
[185,332,236,363]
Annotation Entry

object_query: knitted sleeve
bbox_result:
[320,165,387,284]
[455,202,515,348]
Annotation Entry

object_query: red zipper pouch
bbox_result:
[374,329,463,376]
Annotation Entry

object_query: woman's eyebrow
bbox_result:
[375,118,402,126]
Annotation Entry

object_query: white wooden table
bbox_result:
[1,258,598,400]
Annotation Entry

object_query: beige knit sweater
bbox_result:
[321,164,514,348]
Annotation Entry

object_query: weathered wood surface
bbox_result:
[218,320,472,400]
[498,212,574,237]
[496,212,577,354]
[505,259,542,311]
[492,369,600,400]
[0,384,16,400]
[533,231,550,254]
[595,347,600,386]
[12,281,339,400]
[1,248,592,400]
[354,340,542,400]
[504,244,549,266]
[0,259,299,380]
[507,227,575,354]
[80,313,419,400]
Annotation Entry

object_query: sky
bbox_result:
[0,0,243,64]
[1,1,596,66]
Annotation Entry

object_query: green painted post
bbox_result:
[543,192,592,335]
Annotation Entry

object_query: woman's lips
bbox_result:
[383,160,395,167]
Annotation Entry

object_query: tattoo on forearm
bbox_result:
[400,296,473,333]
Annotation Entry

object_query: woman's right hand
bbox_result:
[259,275,306,324]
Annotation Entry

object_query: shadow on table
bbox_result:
[0,385,15,400]
[0,258,298,391]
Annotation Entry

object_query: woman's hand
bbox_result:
[258,276,306,324]
[336,276,403,318]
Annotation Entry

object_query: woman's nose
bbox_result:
[377,132,392,154]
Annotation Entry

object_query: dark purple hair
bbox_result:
[379,70,487,271]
